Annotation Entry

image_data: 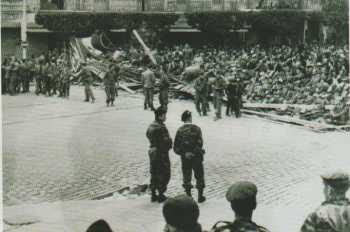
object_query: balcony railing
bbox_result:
[63,0,323,12]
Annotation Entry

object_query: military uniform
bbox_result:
[142,68,156,110]
[213,75,226,120]
[34,62,43,95]
[146,120,172,197]
[80,65,95,102]
[226,79,243,118]
[104,65,119,106]
[158,70,170,111]
[8,62,19,96]
[194,75,208,116]
[300,172,350,232]
[174,123,205,194]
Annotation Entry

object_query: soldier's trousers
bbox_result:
[233,98,241,118]
[195,93,207,115]
[105,85,116,104]
[181,156,205,190]
[84,84,95,101]
[159,89,168,110]
[149,149,171,193]
[144,88,154,110]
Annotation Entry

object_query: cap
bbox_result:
[321,171,350,189]
[226,181,257,202]
[163,195,199,230]
[181,110,192,122]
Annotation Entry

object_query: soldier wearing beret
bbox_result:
[213,73,226,121]
[146,107,173,203]
[142,64,156,110]
[163,195,203,232]
[157,65,170,111]
[300,171,350,232]
[174,110,206,203]
[211,181,270,232]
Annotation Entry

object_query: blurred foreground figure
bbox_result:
[86,219,113,232]
[163,195,203,232]
[300,171,350,232]
[211,181,270,232]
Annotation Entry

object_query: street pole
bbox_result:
[21,0,28,59]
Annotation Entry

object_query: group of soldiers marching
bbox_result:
[2,56,71,98]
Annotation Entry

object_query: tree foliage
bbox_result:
[35,11,179,34]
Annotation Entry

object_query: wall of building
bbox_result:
[1,28,49,60]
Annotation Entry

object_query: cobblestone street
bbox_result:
[2,86,350,231]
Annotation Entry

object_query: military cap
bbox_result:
[181,110,192,122]
[226,181,258,202]
[163,195,199,230]
[321,171,350,189]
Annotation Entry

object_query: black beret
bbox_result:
[181,110,192,122]
[321,171,350,189]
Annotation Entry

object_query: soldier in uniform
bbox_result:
[8,60,19,96]
[142,64,156,110]
[194,73,208,116]
[104,63,120,107]
[226,77,236,116]
[163,195,203,232]
[300,171,350,232]
[211,181,270,232]
[213,73,226,121]
[174,110,206,203]
[158,65,170,111]
[79,61,96,103]
[2,58,10,94]
[146,107,173,203]
[34,58,43,95]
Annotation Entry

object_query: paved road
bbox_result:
[3,86,350,214]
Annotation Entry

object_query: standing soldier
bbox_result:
[300,171,350,232]
[61,65,71,98]
[146,107,173,203]
[142,64,156,110]
[2,58,10,94]
[225,77,235,116]
[174,110,206,203]
[104,63,120,107]
[213,72,226,121]
[158,65,170,111]
[79,61,96,103]
[8,60,19,96]
[194,73,208,116]
[34,58,43,95]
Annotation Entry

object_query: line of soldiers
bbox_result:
[1,56,71,98]
[2,57,34,95]
[194,67,244,121]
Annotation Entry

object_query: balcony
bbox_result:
[60,0,323,12]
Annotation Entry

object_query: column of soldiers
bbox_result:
[2,55,72,99]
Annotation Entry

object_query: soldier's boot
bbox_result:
[185,188,192,197]
[151,189,158,203]
[158,192,167,203]
[197,189,206,203]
